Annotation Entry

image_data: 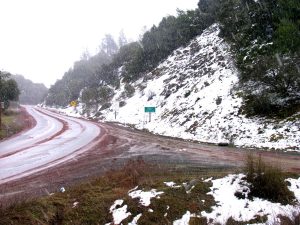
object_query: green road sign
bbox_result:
[144,107,156,113]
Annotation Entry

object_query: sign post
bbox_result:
[144,107,156,122]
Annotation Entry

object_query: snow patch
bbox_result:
[128,189,164,206]
[109,199,131,225]
[201,174,300,225]
[173,211,191,225]
[128,213,142,225]
[72,201,79,208]
[286,177,300,200]
[164,181,181,188]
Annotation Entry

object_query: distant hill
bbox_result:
[12,75,48,105]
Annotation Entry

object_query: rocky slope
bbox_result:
[59,24,300,152]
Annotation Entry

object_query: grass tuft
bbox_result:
[245,154,295,205]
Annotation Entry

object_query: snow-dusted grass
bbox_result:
[287,177,300,200]
[105,172,300,225]
[201,174,300,225]
[108,199,131,225]
[1,159,299,225]
[164,181,181,188]
[173,211,192,225]
[128,188,164,207]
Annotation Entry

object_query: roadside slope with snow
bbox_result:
[99,24,300,152]
[57,24,300,152]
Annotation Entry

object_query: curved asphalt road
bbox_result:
[0,106,101,184]
[1,106,300,205]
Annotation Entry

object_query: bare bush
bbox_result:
[245,154,295,205]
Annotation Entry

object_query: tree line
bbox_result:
[0,71,19,108]
[46,0,299,118]
[45,6,215,107]
[12,75,48,105]
[204,0,300,117]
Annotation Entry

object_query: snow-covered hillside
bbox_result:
[59,24,300,152]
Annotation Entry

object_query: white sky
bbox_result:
[0,0,198,87]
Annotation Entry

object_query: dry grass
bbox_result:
[245,154,295,205]
[0,160,231,225]
[0,157,298,224]
[0,108,22,139]
[279,213,300,225]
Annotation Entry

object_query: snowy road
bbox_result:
[1,107,300,205]
[0,106,101,184]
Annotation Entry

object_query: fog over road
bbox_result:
[0,106,101,184]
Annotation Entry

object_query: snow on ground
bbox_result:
[46,103,84,118]
[128,188,164,207]
[107,199,131,225]
[106,189,164,224]
[98,24,300,152]
[50,23,300,151]
[173,211,192,225]
[286,177,300,200]
[201,174,300,225]
[164,181,181,188]
[105,175,300,224]
[128,214,142,225]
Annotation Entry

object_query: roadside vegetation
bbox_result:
[12,74,48,105]
[0,158,299,225]
[245,154,296,205]
[0,160,231,224]
[0,71,19,109]
[0,107,24,140]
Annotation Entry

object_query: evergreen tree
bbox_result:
[0,71,20,108]
[118,29,128,47]
[101,34,119,57]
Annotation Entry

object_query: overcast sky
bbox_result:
[0,0,198,87]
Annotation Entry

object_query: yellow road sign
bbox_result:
[70,101,77,107]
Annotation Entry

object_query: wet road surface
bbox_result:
[0,106,299,205]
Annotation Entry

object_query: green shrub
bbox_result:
[245,154,295,205]
[119,101,126,107]
[99,102,112,111]
[124,84,135,98]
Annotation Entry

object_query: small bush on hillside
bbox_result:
[99,102,112,111]
[124,84,135,98]
[242,93,278,117]
[119,101,126,107]
[147,91,156,101]
[245,154,295,205]
[98,86,114,104]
